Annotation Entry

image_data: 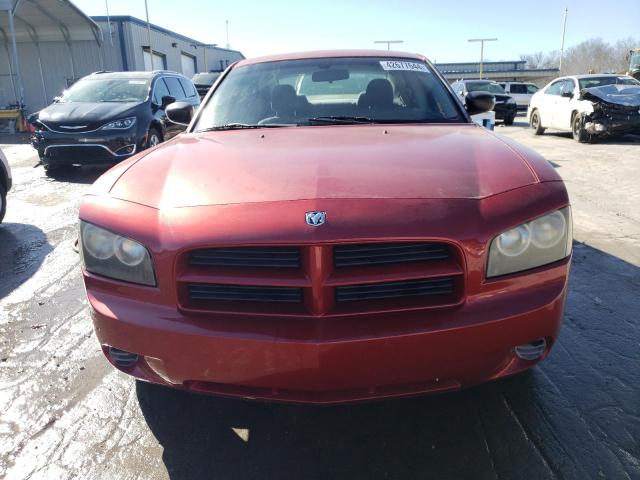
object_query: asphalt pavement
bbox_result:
[1,121,639,480]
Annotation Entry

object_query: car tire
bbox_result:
[504,115,515,126]
[0,182,6,224]
[530,110,545,135]
[572,114,593,143]
[146,127,162,149]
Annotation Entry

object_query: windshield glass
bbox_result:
[61,78,151,103]
[193,57,465,129]
[466,82,506,94]
[630,53,640,69]
[192,73,220,85]
[578,76,640,89]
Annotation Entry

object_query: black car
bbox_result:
[451,80,517,125]
[191,72,221,100]
[30,71,200,173]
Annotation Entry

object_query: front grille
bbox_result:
[190,247,300,268]
[336,277,455,302]
[178,242,464,314]
[334,243,449,267]
[188,284,303,303]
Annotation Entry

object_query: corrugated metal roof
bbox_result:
[0,0,102,43]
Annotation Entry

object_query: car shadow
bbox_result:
[137,241,640,480]
[0,222,53,299]
[44,165,111,185]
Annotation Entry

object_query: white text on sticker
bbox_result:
[380,61,428,72]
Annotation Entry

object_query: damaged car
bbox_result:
[528,74,640,143]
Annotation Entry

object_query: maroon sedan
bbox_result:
[79,50,572,404]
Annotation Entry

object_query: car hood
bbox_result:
[108,124,540,208]
[580,84,640,107]
[36,101,141,129]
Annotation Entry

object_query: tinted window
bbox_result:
[466,81,506,94]
[163,76,186,100]
[510,84,527,94]
[179,77,197,98]
[546,80,563,96]
[152,78,170,104]
[194,57,466,129]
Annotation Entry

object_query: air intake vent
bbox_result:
[188,283,303,303]
[336,277,455,302]
[190,247,300,268]
[334,243,449,267]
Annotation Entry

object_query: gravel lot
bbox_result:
[1,119,639,480]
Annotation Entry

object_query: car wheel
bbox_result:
[0,183,6,224]
[530,110,545,135]
[146,128,162,149]
[572,114,592,143]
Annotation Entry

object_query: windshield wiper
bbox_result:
[197,123,289,132]
[306,116,376,125]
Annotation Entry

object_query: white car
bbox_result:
[0,147,11,223]
[527,74,640,142]
[499,82,540,110]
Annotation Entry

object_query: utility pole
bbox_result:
[468,38,497,79]
[144,0,153,71]
[374,40,404,51]
[559,8,568,73]
[105,0,113,45]
[226,20,230,49]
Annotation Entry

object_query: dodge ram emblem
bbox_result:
[305,211,326,226]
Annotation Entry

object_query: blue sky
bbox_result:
[73,0,640,62]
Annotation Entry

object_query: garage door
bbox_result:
[181,53,196,78]
[143,49,166,70]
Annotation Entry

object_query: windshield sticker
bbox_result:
[380,61,428,72]
[128,80,147,84]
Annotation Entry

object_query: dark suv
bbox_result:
[30,71,200,173]
[451,80,517,125]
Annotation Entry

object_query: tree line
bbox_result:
[520,37,638,75]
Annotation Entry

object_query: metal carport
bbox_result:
[0,0,102,113]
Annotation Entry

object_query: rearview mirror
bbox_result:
[312,69,349,82]
[465,91,495,116]
[161,95,176,109]
[166,101,194,125]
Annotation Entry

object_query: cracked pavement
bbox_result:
[0,121,639,479]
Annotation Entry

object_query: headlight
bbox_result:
[487,207,572,278]
[80,221,156,286]
[101,117,136,130]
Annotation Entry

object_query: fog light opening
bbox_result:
[514,339,547,361]
[115,144,136,155]
[108,347,139,368]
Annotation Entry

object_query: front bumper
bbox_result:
[88,260,569,404]
[494,103,517,120]
[31,128,140,166]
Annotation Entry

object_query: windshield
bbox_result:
[578,76,640,89]
[466,82,506,94]
[630,53,640,70]
[192,73,220,85]
[61,78,151,103]
[193,57,465,130]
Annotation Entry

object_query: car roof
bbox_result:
[84,71,184,80]
[570,73,630,80]
[237,50,427,67]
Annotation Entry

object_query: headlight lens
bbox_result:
[79,221,156,286]
[101,117,136,130]
[487,207,572,278]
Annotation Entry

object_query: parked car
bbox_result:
[499,82,539,110]
[451,80,517,125]
[30,70,200,173]
[192,72,221,100]
[79,50,572,404]
[0,147,11,223]
[528,74,640,142]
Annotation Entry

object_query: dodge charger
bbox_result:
[79,50,572,404]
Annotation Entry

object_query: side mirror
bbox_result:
[166,101,194,125]
[465,91,495,116]
[561,91,573,98]
[161,95,176,109]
